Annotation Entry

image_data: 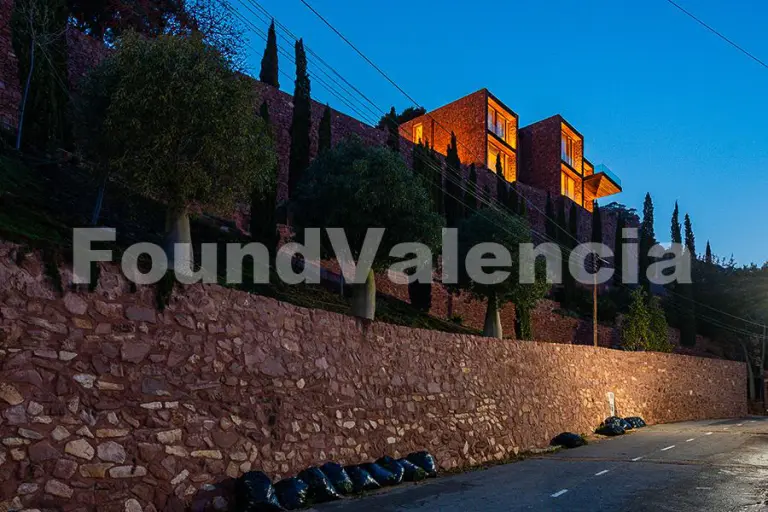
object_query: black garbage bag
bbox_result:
[406,451,437,478]
[397,458,427,482]
[375,456,404,485]
[625,416,647,428]
[274,478,309,511]
[362,463,399,486]
[605,416,632,431]
[236,471,283,512]
[596,423,625,436]
[550,432,587,448]
[320,462,354,495]
[297,467,342,503]
[344,465,381,493]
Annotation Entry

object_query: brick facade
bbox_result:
[0,242,747,511]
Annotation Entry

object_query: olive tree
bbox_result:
[291,137,444,320]
[454,208,549,339]
[75,33,275,273]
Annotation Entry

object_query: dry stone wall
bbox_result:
[0,242,747,511]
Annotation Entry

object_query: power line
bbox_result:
[664,0,768,70]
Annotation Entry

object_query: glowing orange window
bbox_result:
[413,123,423,144]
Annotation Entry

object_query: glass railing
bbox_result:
[595,164,621,187]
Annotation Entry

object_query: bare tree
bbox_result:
[12,0,68,150]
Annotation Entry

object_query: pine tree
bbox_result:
[318,104,331,155]
[639,193,656,297]
[444,132,463,227]
[545,192,556,240]
[613,213,625,286]
[466,164,478,215]
[705,241,713,264]
[288,39,311,196]
[684,213,696,259]
[259,20,279,88]
[670,201,682,245]
[384,106,400,153]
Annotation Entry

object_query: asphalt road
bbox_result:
[315,417,768,512]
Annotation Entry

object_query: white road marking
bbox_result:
[736,423,743,426]
[705,432,713,435]
[686,438,695,442]
[594,470,610,476]
[696,487,713,490]
[661,445,676,451]
[631,456,644,461]
[551,489,568,498]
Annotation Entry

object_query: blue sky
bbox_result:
[241,0,768,265]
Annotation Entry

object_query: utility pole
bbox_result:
[593,269,598,347]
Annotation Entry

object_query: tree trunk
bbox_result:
[742,342,756,401]
[516,305,532,341]
[90,174,108,226]
[164,206,193,276]
[16,32,35,150]
[483,292,502,339]
[351,268,376,320]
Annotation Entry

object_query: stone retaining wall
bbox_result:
[0,242,747,511]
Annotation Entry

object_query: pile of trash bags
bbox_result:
[550,432,587,448]
[595,415,647,436]
[235,451,437,510]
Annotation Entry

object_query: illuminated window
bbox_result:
[488,144,509,179]
[561,172,576,201]
[413,123,423,144]
[487,106,510,143]
[562,133,576,167]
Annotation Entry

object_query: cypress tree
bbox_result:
[318,104,331,155]
[259,20,279,88]
[259,100,270,125]
[444,132,463,227]
[495,153,507,208]
[466,164,478,215]
[288,39,311,196]
[557,200,575,308]
[639,193,656,297]
[613,213,625,287]
[680,212,697,347]
[250,101,279,264]
[507,181,519,215]
[545,192,556,241]
[385,106,400,153]
[429,142,444,216]
[568,200,578,243]
[591,201,602,275]
[684,214,696,259]
[671,201,682,245]
[519,192,527,218]
[705,241,713,264]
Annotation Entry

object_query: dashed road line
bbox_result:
[685,438,695,442]
[631,456,644,461]
[594,469,610,476]
[661,445,676,451]
[705,432,713,435]
[551,489,568,498]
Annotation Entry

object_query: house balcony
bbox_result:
[584,163,622,203]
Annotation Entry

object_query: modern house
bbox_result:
[519,115,621,212]
[399,89,519,183]
[399,89,622,211]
